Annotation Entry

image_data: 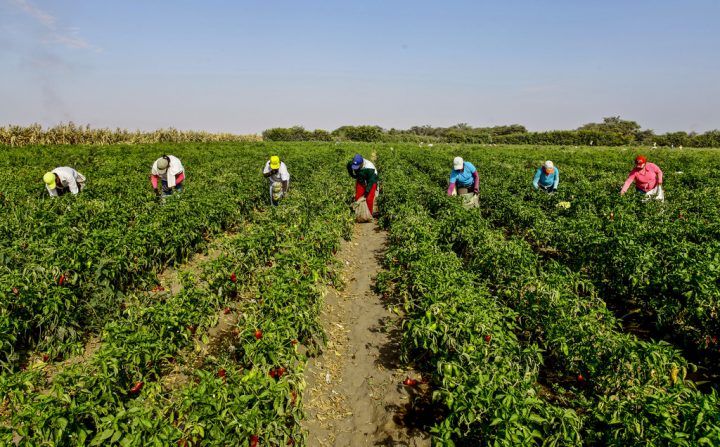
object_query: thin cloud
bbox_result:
[9,0,55,27]
[8,0,99,51]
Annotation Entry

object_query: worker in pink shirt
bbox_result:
[620,155,664,201]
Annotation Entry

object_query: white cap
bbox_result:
[156,157,169,173]
[453,156,464,170]
[544,160,554,169]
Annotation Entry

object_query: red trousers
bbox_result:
[355,182,377,214]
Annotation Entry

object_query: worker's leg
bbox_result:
[269,182,276,206]
[365,183,378,214]
[355,182,366,201]
[161,179,172,196]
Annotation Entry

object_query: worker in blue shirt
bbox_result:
[447,156,479,196]
[533,160,559,192]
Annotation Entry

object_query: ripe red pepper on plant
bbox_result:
[129,381,144,394]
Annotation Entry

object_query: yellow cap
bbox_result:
[43,172,56,189]
[270,156,280,170]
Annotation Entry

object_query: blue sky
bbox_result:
[1,0,718,133]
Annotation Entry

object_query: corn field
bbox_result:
[0,123,261,147]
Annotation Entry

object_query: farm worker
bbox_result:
[263,155,290,206]
[347,154,379,214]
[43,167,86,197]
[150,155,185,197]
[533,160,559,192]
[447,156,479,196]
[620,155,664,201]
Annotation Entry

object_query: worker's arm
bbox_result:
[150,174,160,190]
[263,162,275,178]
[447,170,458,196]
[532,168,541,190]
[472,171,479,193]
[447,182,456,196]
[620,172,636,195]
[363,170,378,196]
[553,169,559,190]
[654,164,664,185]
[67,175,80,195]
[47,185,58,197]
[281,180,289,193]
[346,162,357,179]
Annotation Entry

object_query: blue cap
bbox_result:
[351,154,363,170]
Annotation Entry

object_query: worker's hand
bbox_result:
[473,187,479,194]
[271,169,279,175]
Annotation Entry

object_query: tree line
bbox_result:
[263,117,720,147]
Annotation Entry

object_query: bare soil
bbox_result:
[302,221,431,447]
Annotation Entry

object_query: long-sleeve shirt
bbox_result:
[447,162,479,195]
[347,159,379,189]
[533,167,559,190]
[151,155,185,188]
[621,162,663,194]
[46,167,86,196]
[263,161,290,183]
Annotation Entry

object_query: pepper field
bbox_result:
[1,142,719,446]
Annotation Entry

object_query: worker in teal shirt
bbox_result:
[447,156,479,195]
[533,160,559,192]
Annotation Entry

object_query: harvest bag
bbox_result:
[353,197,373,223]
[642,185,665,202]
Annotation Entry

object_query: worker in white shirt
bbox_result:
[43,167,86,197]
[150,155,185,197]
[262,155,290,206]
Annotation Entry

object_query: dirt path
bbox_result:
[302,222,431,447]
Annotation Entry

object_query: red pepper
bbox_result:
[230,273,237,283]
[403,377,417,387]
[577,374,585,383]
[223,307,231,315]
[58,274,65,286]
[484,334,492,343]
[254,329,263,340]
[12,287,19,296]
[42,354,50,362]
[130,381,144,394]
[218,368,227,378]
[250,435,259,447]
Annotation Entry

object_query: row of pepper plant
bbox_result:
[412,145,720,369]
[0,143,277,368]
[379,145,720,445]
[1,143,353,445]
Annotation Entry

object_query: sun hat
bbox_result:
[270,155,280,170]
[156,157,169,173]
[351,154,364,170]
[544,160,554,169]
[453,156,464,170]
[635,155,647,164]
[43,172,56,189]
